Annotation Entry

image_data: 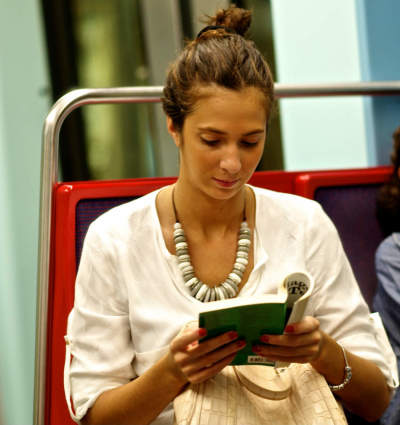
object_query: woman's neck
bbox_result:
[172,181,249,237]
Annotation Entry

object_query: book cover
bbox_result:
[198,271,314,366]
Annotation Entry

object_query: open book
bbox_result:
[198,271,314,367]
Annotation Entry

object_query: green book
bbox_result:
[198,271,314,366]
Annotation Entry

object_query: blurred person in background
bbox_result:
[374,126,400,425]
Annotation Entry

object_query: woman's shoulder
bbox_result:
[250,185,336,240]
[251,185,323,216]
[87,189,160,238]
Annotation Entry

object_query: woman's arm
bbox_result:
[82,353,185,425]
[83,327,246,425]
[311,330,391,422]
[252,316,391,422]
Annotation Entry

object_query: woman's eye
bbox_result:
[201,138,219,146]
[241,140,258,147]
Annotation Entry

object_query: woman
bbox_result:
[65,6,394,425]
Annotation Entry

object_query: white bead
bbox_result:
[178,254,191,262]
[228,272,241,284]
[196,284,209,300]
[238,239,251,246]
[184,277,199,288]
[222,282,236,297]
[183,273,195,283]
[233,262,246,272]
[178,261,191,270]
[174,222,182,230]
[240,221,249,228]
[239,227,251,234]
[233,269,243,279]
[237,251,248,258]
[174,235,186,244]
[225,279,238,293]
[178,262,192,271]
[176,242,188,250]
[181,265,194,275]
[173,229,185,237]
[191,281,203,296]
[210,287,216,301]
[203,287,211,302]
[221,285,231,298]
[235,257,248,265]
[215,286,226,300]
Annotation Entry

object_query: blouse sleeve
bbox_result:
[304,203,398,389]
[64,220,136,422]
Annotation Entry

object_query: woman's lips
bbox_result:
[213,177,239,188]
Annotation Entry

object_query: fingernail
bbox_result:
[260,335,269,343]
[252,345,262,353]
[285,325,294,333]
[228,331,238,339]
[198,328,207,337]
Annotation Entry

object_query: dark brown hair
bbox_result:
[376,126,400,235]
[161,5,274,130]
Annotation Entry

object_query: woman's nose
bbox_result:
[220,147,241,174]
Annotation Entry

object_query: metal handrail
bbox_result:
[34,81,400,425]
[275,80,400,97]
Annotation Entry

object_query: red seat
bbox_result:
[295,166,392,307]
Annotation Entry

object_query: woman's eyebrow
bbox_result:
[198,126,265,136]
[243,129,265,136]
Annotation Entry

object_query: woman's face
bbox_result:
[168,85,268,201]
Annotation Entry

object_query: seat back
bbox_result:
[47,171,300,425]
[295,166,392,308]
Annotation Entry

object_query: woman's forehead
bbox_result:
[187,85,268,126]
[192,83,265,102]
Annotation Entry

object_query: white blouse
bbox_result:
[65,186,398,424]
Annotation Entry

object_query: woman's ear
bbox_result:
[166,116,181,147]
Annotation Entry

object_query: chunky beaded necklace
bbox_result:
[172,187,252,302]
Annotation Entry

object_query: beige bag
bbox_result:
[173,363,348,425]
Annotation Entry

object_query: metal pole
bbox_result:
[275,80,400,98]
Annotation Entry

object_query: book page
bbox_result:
[198,292,287,314]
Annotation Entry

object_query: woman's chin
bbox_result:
[206,182,245,200]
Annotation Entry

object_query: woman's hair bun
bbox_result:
[208,4,252,37]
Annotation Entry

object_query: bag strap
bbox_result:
[233,365,292,400]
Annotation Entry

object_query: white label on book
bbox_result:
[247,355,275,365]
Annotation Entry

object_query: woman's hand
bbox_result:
[252,316,325,364]
[167,327,246,385]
